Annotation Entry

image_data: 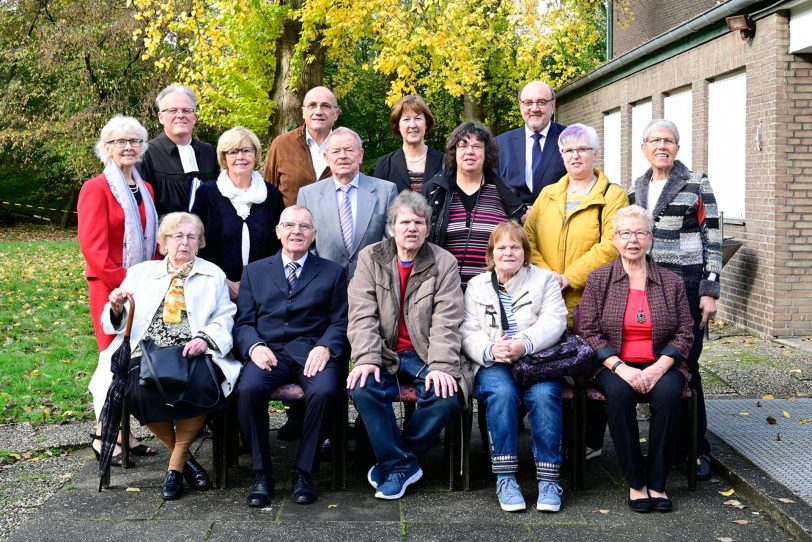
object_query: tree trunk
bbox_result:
[60,188,79,229]
[267,4,325,139]
[463,93,484,122]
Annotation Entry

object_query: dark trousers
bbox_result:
[237,352,338,480]
[350,351,461,475]
[684,287,710,456]
[594,364,684,491]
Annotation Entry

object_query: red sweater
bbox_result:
[396,260,415,352]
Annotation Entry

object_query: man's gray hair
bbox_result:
[279,205,314,225]
[386,190,432,232]
[324,126,363,150]
[156,84,198,111]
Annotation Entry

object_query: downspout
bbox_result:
[606,0,614,60]
[558,0,764,98]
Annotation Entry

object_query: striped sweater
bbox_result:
[629,160,722,298]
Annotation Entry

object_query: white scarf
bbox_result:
[216,170,267,266]
[104,162,158,269]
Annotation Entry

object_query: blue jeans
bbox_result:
[475,364,563,482]
[350,351,462,474]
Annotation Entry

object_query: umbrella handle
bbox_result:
[124,293,135,338]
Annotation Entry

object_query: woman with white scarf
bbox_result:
[192,126,284,300]
[78,114,160,463]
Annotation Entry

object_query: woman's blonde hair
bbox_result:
[216,126,262,170]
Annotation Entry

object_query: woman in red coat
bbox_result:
[78,115,159,461]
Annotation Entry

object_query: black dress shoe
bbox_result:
[696,454,712,481]
[650,496,673,512]
[161,470,183,500]
[291,472,317,504]
[246,473,274,508]
[627,497,652,513]
[183,456,211,490]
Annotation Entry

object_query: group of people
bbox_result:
[77,79,721,515]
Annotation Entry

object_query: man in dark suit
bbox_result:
[495,81,567,206]
[234,205,348,507]
[297,127,397,280]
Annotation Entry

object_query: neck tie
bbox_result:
[531,133,543,191]
[338,184,354,251]
[286,261,300,292]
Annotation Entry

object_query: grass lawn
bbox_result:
[0,225,98,425]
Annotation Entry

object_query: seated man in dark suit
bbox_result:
[234,205,348,507]
[495,81,567,206]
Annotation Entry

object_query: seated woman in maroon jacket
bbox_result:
[578,205,693,513]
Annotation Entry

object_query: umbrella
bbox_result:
[98,294,135,491]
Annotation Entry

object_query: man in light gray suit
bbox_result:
[297,127,398,279]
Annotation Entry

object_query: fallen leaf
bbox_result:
[598,509,609,514]
[717,537,734,542]
[756,401,762,407]
[766,416,777,425]
[125,487,141,492]
[776,433,781,441]
[724,499,741,506]
[783,411,791,419]
[639,437,647,443]
[328,504,337,509]
[762,394,774,400]
[776,497,796,504]
[732,519,750,525]
[799,418,812,425]
[719,488,736,496]
[739,412,750,416]
[789,369,802,374]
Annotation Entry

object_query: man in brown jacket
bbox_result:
[346,191,470,501]
[263,86,340,207]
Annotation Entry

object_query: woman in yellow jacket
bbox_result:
[524,124,629,327]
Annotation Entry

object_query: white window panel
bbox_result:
[603,109,622,186]
[664,88,692,170]
[631,100,652,181]
[708,72,746,219]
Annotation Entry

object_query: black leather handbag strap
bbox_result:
[490,270,510,332]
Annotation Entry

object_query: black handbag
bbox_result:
[488,271,595,387]
[139,337,191,390]
[138,337,222,409]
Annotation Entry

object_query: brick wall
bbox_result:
[557,12,812,337]
[612,0,719,58]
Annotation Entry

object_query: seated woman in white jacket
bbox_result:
[89,212,241,501]
[461,221,568,513]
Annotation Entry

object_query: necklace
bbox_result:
[635,290,648,324]
[567,175,597,195]
[405,147,428,163]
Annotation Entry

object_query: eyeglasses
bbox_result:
[645,137,677,146]
[160,108,196,116]
[615,230,651,240]
[456,142,485,151]
[226,147,256,157]
[520,98,553,108]
[106,138,143,148]
[561,147,593,157]
[168,233,199,242]
[279,222,314,232]
[304,102,336,111]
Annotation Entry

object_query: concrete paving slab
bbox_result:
[707,398,812,505]
[9,519,212,542]
[405,522,535,542]
[209,520,402,542]
[36,485,163,520]
[277,490,400,522]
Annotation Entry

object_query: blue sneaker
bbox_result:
[374,463,423,500]
[536,481,563,512]
[496,476,526,512]
[367,464,385,489]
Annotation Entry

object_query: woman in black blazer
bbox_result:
[191,126,284,300]
[373,95,443,193]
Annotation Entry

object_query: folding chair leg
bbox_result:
[574,388,586,490]
[688,391,698,491]
[462,407,472,491]
[212,410,227,489]
[331,392,348,490]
